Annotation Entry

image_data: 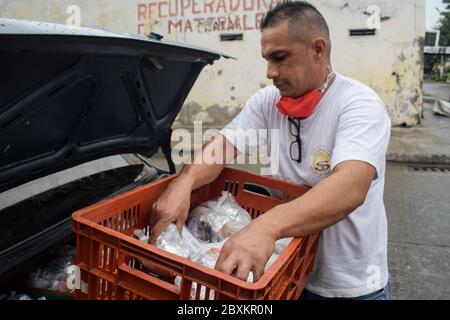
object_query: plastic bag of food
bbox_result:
[186,191,252,243]
[190,240,254,283]
[132,225,201,281]
[190,240,227,269]
[155,224,190,259]
[274,237,293,255]
[4,291,46,300]
[264,253,279,272]
[219,220,248,239]
[27,250,75,293]
[133,228,150,243]
[173,240,252,300]
[155,224,202,260]
[133,224,201,260]
[185,206,218,242]
[263,238,294,272]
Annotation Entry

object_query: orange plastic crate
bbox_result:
[72,168,320,300]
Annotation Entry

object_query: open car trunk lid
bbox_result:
[0,18,226,193]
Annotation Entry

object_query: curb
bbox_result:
[387,153,450,165]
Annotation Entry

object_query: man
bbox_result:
[150,1,392,300]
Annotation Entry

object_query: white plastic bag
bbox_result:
[133,228,149,243]
[134,224,202,260]
[264,238,294,272]
[186,191,252,243]
[190,240,228,269]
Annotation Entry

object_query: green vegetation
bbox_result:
[425,1,450,82]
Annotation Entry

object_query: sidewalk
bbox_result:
[387,99,450,164]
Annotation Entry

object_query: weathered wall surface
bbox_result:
[0,0,425,127]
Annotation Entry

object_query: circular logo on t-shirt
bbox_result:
[311,146,332,177]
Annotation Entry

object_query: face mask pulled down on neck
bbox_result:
[276,69,335,119]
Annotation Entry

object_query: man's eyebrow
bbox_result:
[262,50,288,59]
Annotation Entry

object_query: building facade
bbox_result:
[1,0,426,127]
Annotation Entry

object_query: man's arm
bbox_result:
[150,87,272,244]
[215,160,375,282]
[149,134,239,243]
[259,160,375,238]
[178,134,239,190]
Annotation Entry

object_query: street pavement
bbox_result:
[424,82,450,102]
[385,162,450,300]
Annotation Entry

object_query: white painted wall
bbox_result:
[0,0,425,126]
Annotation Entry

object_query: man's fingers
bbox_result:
[251,264,265,283]
[216,254,253,282]
[215,251,236,276]
[235,261,252,282]
[149,220,170,244]
[149,202,159,229]
[176,218,185,237]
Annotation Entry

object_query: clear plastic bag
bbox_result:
[27,245,76,293]
[190,240,227,269]
[186,191,252,243]
[10,292,33,300]
[190,240,254,283]
[137,192,284,287]
[274,237,293,255]
[264,238,294,272]
[155,224,202,260]
[133,228,149,243]
[219,220,248,239]
[133,224,202,261]
[5,291,46,300]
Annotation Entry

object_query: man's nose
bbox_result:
[266,62,279,79]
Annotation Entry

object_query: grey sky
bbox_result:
[426,0,448,30]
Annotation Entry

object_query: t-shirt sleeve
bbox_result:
[330,96,391,179]
[219,87,272,155]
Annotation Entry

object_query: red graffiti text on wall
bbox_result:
[137,0,282,34]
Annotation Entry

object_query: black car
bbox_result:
[0,18,227,285]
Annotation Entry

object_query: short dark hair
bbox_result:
[260,1,330,44]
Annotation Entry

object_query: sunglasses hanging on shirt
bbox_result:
[288,117,302,163]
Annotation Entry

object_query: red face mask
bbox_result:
[277,71,335,119]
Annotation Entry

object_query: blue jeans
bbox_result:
[300,276,392,300]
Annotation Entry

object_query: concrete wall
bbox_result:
[0,0,425,127]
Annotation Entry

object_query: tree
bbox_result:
[425,1,450,80]
[437,1,450,46]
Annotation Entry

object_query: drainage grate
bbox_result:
[408,165,450,173]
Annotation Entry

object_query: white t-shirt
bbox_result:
[219,73,391,298]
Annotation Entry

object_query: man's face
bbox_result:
[261,20,319,98]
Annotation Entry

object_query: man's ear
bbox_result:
[312,38,327,60]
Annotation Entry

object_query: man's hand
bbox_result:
[149,135,238,244]
[149,174,194,244]
[215,218,278,283]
